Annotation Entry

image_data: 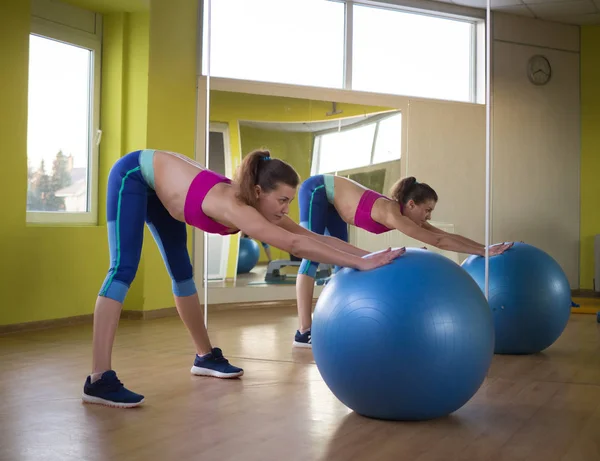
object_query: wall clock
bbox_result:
[527,55,551,86]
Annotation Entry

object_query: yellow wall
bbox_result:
[0,0,113,326]
[0,0,199,326]
[0,0,29,265]
[580,26,600,290]
[209,90,393,277]
[100,1,199,314]
[142,0,199,311]
[98,12,151,311]
[240,126,313,262]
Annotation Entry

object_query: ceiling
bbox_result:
[56,0,600,25]
[434,0,600,25]
[239,112,390,133]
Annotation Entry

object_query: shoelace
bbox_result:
[103,377,124,392]
[210,348,233,365]
[212,353,229,364]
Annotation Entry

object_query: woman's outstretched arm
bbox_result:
[422,222,485,249]
[380,208,512,256]
[225,205,404,271]
[277,216,371,258]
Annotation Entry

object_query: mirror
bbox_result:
[199,0,489,352]
[201,85,488,358]
[204,91,403,298]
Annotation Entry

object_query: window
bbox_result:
[27,10,101,224]
[311,112,401,175]
[202,1,482,103]
[351,5,475,103]
[202,0,345,88]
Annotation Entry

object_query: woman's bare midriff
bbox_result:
[151,151,238,231]
[331,175,396,227]
[331,176,370,225]
[151,151,203,221]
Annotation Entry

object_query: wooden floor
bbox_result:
[1,307,600,461]
[207,263,269,288]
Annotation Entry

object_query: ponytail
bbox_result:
[389,176,438,206]
[234,149,300,207]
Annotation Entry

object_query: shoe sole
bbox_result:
[190,366,244,378]
[81,393,144,408]
[292,341,312,348]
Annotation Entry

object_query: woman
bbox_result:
[293,174,513,348]
[83,149,404,408]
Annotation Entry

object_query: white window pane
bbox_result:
[27,34,91,213]
[317,124,376,173]
[352,5,473,102]
[204,0,345,88]
[373,113,402,164]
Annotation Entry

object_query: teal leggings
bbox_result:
[298,174,348,278]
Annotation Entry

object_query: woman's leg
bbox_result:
[325,205,350,275]
[294,177,328,347]
[145,192,243,378]
[83,152,147,408]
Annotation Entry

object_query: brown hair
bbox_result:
[234,149,300,207]
[389,176,438,206]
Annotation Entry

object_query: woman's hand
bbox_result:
[488,242,514,256]
[358,247,406,271]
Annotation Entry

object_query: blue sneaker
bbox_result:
[293,329,312,348]
[190,347,244,378]
[82,370,144,408]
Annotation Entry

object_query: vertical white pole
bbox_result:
[204,0,211,326]
[485,0,491,299]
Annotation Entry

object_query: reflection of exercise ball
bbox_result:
[237,238,260,274]
[461,242,571,355]
[312,248,494,421]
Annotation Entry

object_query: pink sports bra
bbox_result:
[184,169,239,236]
[354,190,401,235]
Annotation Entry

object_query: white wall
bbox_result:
[491,12,581,288]
[404,99,486,264]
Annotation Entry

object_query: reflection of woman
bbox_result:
[293,174,513,348]
[84,148,403,408]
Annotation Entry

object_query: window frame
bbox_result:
[26,14,102,225]
[310,111,402,176]
[201,0,485,104]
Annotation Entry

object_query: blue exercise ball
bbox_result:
[237,237,260,274]
[312,248,494,421]
[461,242,571,355]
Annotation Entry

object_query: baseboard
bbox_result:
[209,299,306,312]
[0,298,307,335]
[120,307,178,320]
[0,313,94,335]
[572,289,600,299]
[1,291,594,335]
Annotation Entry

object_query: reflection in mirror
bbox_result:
[204,91,402,303]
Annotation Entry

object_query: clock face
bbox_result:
[527,55,551,86]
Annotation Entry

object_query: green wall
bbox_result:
[0,0,199,326]
[0,0,111,326]
[580,26,600,291]
[143,0,199,311]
